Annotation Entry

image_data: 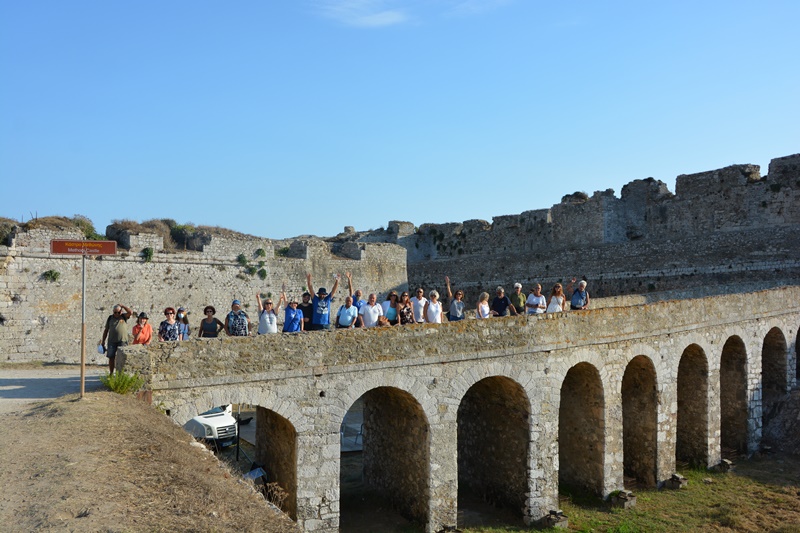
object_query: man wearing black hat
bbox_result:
[306,272,340,331]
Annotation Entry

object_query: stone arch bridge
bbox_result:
[123,287,800,532]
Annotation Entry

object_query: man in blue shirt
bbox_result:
[336,296,359,328]
[306,273,340,331]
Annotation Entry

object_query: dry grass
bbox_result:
[0,391,298,533]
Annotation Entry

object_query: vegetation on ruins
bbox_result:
[100,370,144,395]
[41,269,60,282]
[141,247,154,262]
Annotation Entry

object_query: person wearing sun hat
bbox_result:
[306,272,340,331]
[132,312,152,345]
[225,299,251,336]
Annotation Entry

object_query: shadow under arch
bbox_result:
[457,376,530,526]
[255,406,298,519]
[622,355,658,487]
[559,362,605,496]
[762,326,788,428]
[339,386,429,531]
[677,344,709,467]
[720,335,748,455]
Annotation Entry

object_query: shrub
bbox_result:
[100,370,144,395]
[236,254,249,266]
[42,270,60,282]
[142,247,154,262]
[255,248,266,257]
[257,268,267,280]
[246,265,258,276]
[275,247,289,257]
[71,215,104,240]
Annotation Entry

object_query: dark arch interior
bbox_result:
[676,344,709,467]
[622,355,658,487]
[559,362,605,496]
[457,376,530,526]
[762,327,788,428]
[720,336,748,455]
[340,387,429,532]
[255,406,298,519]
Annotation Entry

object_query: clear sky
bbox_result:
[2,1,798,240]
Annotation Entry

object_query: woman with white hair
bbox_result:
[476,292,491,319]
[567,277,590,310]
[423,290,443,324]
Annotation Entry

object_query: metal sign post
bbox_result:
[50,240,118,398]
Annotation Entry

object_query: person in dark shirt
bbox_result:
[491,286,518,317]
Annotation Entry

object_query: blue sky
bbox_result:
[2,1,798,240]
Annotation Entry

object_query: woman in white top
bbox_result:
[423,290,443,324]
[476,292,491,319]
[256,292,284,334]
[525,284,547,314]
[546,283,566,313]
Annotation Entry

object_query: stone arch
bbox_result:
[676,344,709,467]
[762,327,788,428]
[559,362,605,495]
[339,386,430,528]
[720,335,748,455]
[622,355,658,487]
[457,376,530,521]
[255,407,298,519]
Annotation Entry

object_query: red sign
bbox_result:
[50,240,117,255]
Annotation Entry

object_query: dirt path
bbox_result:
[0,363,105,415]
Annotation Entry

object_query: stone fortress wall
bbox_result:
[356,153,800,300]
[1,152,798,363]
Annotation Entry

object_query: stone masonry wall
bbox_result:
[0,231,407,362]
[119,287,800,532]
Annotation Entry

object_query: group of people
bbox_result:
[99,273,589,374]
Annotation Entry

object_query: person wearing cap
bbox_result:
[306,272,340,331]
[281,290,304,333]
[100,303,132,374]
[132,312,152,345]
[567,277,590,310]
[175,306,191,340]
[256,291,285,334]
[198,306,225,337]
[509,283,526,316]
[225,299,251,336]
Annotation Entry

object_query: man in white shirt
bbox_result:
[410,287,427,323]
[525,284,547,314]
[358,293,384,328]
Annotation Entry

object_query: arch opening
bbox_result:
[762,327,788,429]
[622,355,658,487]
[676,345,709,467]
[255,406,298,520]
[720,336,748,456]
[559,362,605,496]
[339,387,429,532]
[457,376,530,527]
